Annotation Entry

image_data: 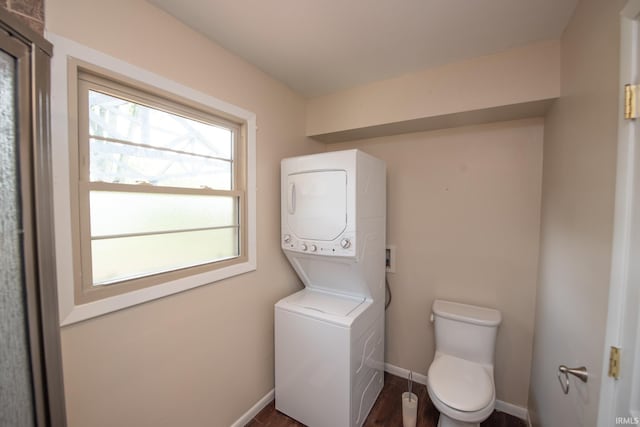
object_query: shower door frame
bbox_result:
[0,8,66,427]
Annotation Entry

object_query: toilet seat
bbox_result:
[427,354,494,412]
[427,387,495,425]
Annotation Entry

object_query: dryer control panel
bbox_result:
[282,233,355,257]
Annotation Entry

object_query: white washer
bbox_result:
[275,289,384,427]
[276,150,386,427]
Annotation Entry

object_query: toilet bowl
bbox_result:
[426,300,501,427]
[427,353,495,427]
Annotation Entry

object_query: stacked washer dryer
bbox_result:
[275,149,386,427]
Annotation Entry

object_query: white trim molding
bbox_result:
[47,32,257,325]
[494,400,529,422]
[384,363,530,422]
[230,389,274,427]
[384,362,429,385]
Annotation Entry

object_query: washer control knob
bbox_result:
[301,243,308,251]
[310,244,317,252]
[283,234,291,243]
[340,238,351,249]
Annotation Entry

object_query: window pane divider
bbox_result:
[89,135,233,163]
[84,181,241,197]
[92,224,239,240]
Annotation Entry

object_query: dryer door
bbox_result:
[286,170,347,241]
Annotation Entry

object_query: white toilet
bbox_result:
[427,299,502,427]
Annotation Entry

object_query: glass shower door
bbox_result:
[0,44,36,427]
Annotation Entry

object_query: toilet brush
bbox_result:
[402,371,418,427]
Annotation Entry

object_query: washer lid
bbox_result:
[286,289,365,317]
[428,355,493,412]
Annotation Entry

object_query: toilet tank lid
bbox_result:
[432,300,501,326]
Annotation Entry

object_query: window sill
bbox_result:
[58,261,256,326]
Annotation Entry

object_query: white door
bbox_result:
[598,1,640,424]
[286,170,347,241]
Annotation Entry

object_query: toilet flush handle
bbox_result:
[430,313,434,323]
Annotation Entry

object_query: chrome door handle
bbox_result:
[557,365,588,395]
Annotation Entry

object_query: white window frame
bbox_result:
[49,33,256,325]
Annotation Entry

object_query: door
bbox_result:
[0,31,37,427]
[0,10,66,427]
[286,170,347,241]
[598,1,640,424]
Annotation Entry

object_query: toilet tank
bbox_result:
[432,300,501,365]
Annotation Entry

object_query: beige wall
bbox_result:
[46,0,623,424]
[325,118,544,407]
[528,0,625,425]
[46,0,321,426]
[307,40,560,138]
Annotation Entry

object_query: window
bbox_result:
[68,59,252,305]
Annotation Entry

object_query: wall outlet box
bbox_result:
[386,245,396,273]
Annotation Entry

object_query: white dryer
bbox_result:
[275,149,386,427]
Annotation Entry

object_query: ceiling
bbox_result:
[148,0,578,98]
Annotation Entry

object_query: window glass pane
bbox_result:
[89,90,232,160]
[90,138,232,190]
[91,227,239,285]
[90,192,237,236]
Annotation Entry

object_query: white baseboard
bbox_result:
[384,362,429,385]
[384,363,530,422]
[230,389,274,427]
[495,399,529,421]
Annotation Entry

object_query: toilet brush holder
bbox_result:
[402,371,418,427]
[402,392,418,427]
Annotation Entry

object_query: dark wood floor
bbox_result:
[246,373,526,427]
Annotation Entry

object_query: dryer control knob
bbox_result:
[283,234,291,243]
[340,238,351,249]
[301,243,308,251]
[310,244,317,252]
